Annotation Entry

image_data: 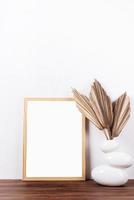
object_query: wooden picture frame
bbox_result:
[23,98,86,181]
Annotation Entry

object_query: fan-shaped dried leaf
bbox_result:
[89,80,113,129]
[111,92,130,138]
[72,88,103,129]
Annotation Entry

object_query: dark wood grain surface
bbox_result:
[0,180,134,200]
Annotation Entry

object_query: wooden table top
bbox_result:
[0,180,134,200]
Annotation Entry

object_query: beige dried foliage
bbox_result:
[112,92,130,138]
[72,80,130,140]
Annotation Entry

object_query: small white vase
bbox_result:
[91,140,133,186]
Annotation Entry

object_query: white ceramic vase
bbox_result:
[91,140,133,186]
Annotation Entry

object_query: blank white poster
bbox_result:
[23,99,85,180]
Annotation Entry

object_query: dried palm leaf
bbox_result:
[111,92,130,138]
[72,88,103,129]
[89,80,113,138]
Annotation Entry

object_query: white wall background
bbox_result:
[0,0,134,179]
